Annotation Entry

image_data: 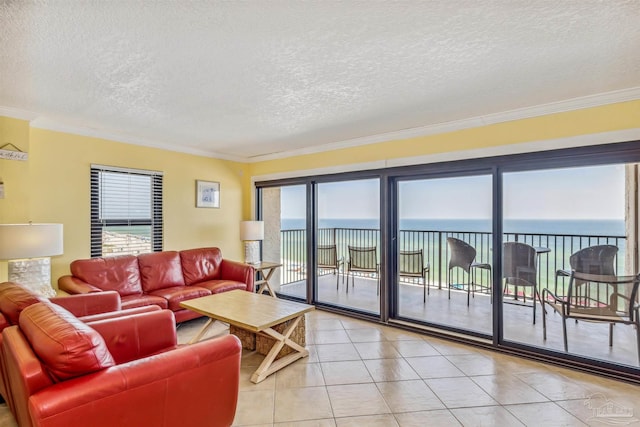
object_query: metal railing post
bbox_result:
[438,231,443,289]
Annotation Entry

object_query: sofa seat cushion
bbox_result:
[0,282,41,325]
[19,301,115,382]
[148,286,211,311]
[196,280,248,294]
[180,247,223,286]
[70,255,143,296]
[138,251,186,292]
[120,294,168,310]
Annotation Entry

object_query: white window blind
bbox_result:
[90,165,163,257]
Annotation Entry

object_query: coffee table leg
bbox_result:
[188,318,215,344]
[250,315,308,383]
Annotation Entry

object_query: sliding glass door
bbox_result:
[395,174,493,336]
[316,178,380,315]
[502,163,637,367]
[256,142,640,379]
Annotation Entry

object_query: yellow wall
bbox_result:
[0,117,31,222]
[1,100,639,287]
[248,100,640,177]
[0,119,248,286]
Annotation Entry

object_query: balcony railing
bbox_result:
[280,228,627,296]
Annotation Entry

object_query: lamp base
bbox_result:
[8,257,57,298]
[244,241,261,265]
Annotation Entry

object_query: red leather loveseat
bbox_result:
[58,247,255,322]
[2,300,242,427]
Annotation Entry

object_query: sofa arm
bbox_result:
[87,310,177,365]
[220,259,255,292]
[50,291,121,317]
[57,276,102,294]
[28,335,242,427]
[79,305,161,323]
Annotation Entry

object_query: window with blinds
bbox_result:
[90,165,163,258]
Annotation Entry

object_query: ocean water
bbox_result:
[279,217,628,289]
[281,218,625,237]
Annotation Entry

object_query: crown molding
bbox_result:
[28,117,245,162]
[252,160,389,183]
[385,128,640,169]
[0,107,243,161]
[0,106,39,121]
[247,86,640,162]
[251,128,640,182]
[2,86,639,163]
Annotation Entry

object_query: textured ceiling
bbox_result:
[1,1,639,161]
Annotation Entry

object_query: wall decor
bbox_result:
[196,180,220,208]
[0,143,28,161]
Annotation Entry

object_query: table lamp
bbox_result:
[0,223,63,298]
[240,220,263,264]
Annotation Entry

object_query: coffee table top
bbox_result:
[180,290,315,332]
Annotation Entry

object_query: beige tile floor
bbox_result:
[279,276,640,367]
[1,310,639,427]
[183,310,640,427]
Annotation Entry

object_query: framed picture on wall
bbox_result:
[196,180,220,208]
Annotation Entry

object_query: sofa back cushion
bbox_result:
[138,251,186,292]
[19,301,115,382]
[180,247,223,285]
[71,255,143,296]
[0,282,41,325]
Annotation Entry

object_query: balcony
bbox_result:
[275,227,638,367]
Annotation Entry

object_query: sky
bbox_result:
[502,164,625,220]
[280,164,626,220]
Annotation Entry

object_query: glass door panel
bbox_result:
[502,164,638,367]
[396,175,493,336]
[316,179,380,315]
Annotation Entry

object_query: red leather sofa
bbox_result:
[58,247,255,322]
[2,300,242,427]
[0,281,158,415]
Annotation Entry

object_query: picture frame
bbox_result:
[195,180,220,208]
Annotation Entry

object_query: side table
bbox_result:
[251,261,282,297]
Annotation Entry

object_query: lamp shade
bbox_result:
[0,223,64,260]
[240,221,264,241]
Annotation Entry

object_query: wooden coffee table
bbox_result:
[180,290,315,383]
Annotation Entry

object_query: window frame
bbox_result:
[254,140,640,382]
[90,164,163,258]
